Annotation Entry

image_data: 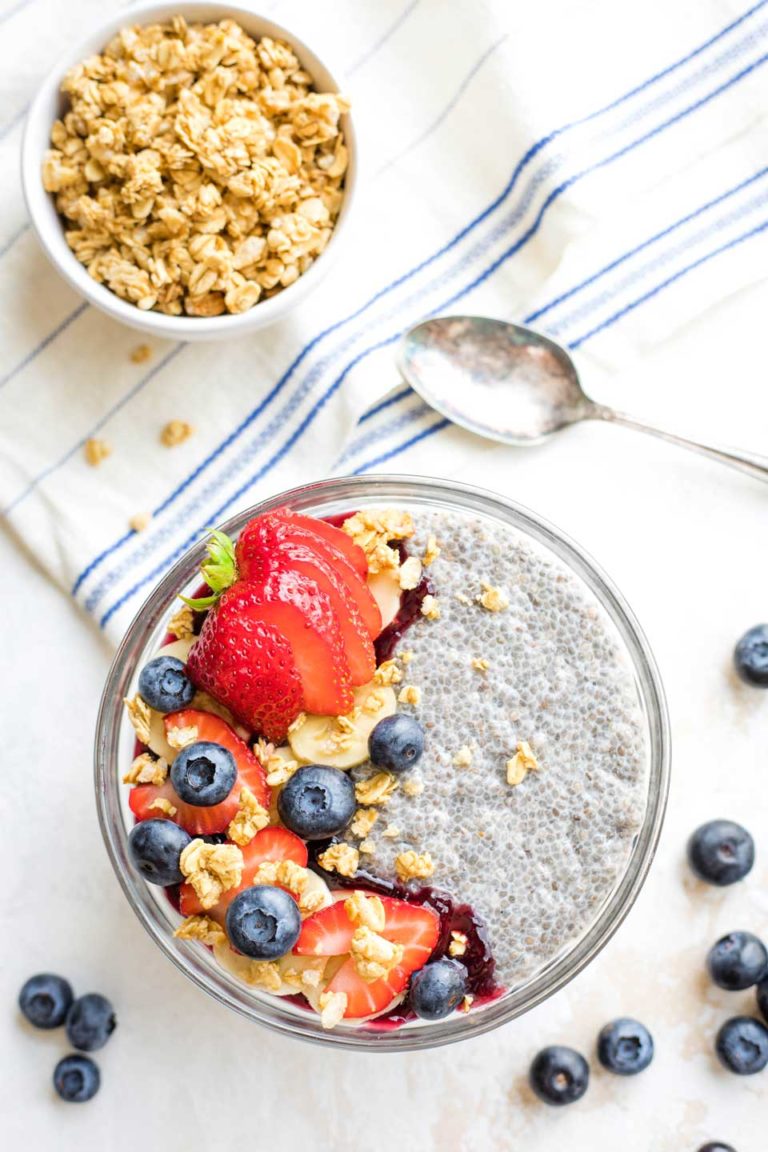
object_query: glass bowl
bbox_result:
[95,475,670,1051]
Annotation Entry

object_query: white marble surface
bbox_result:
[3,280,768,1151]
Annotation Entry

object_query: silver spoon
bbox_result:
[398,316,768,483]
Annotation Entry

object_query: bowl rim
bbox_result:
[94,473,670,1051]
[21,0,357,340]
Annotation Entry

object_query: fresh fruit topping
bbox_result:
[368,713,425,773]
[137,655,195,713]
[733,623,768,686]
[367,568,403,630]
[277,765,356,840]
[128,819,191,886]
[170,741,237,806]
[225,885,302,959]
[687,819,755,886]
[409,958,467,1020]
[287,683,397,770]
[273,509,369,579]
[53,1054,100,1103]
[707,932,768,991]
[178,825,309,917]
[295,897,359,957]
[187,589,305,743]
[130,711,269,836]
[323,955,407,1020]
[65,994,116,1053]
[529,1046,590,1106]
[234,517,378,681]
[596,1018,654,1075]
[715,1016,768,1074]
[696,1145,736,1152]
[18,974,74,1030]
[757,977,768,1025]
[296,892,439,974]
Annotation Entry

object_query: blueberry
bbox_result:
[707,932,768,991]
[368,713,425,773]
[53,1054,100,1103]
[715,1016,768,1075]
[138,655,195,712]
[225,885,301,960]
[687,820,755,886]
[170,741,237,806]
[277,764,355,840]
[596,1017,654,1075]
[529,1045,589,1105]
[734,624,768,686]
[409,959,467,1020]
[18,973,73,1029]
[756,977,768,1024]
[65,993,116,1052]
[696,1144,737,1152]
[128,818,191,886]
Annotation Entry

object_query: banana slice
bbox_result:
[156,637,195,663]
[368,569,402,629]
[288,683,396,769]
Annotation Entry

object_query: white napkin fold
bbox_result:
[1,0,766,639]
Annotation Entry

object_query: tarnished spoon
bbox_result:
[398,316,768,483]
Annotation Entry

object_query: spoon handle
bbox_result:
[592,405,768,483]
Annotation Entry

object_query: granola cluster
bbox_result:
[43,18,349,317]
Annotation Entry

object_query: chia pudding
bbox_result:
[340,509,648,990]
[117,497,652,1031]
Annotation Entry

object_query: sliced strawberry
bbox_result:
[273,509,369,579]
[324,955,409,1019]
[235,518,375,685]
[179,825,308,917]
[238,513,381,641]
[295,898,358,957]
[246,571,354,715]
[320,897,440,1019]
[187,588,304,742]
[127,711,269,836]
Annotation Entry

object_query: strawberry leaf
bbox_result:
[180,528,237,611]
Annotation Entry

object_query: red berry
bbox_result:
[179,826,308,918]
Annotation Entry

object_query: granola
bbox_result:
[505,740,540,787]
[227,786,270,846]
[344,890,385,933]
[349,808,378,838]
[174,914,227,947]
[349,926,404,983]
[398,556,423,590]
[179,839,243,910]
[470,657,490,673]
[84,437,111,466]
[448,931,468,958]
[453,745,473,768]
[478,582,510,612]
[420,594,440,621]
[167,602,196,640]
[317,842,359,878]
[342,508,414,574]
[43,18,349,317]
[124,693,152,744]
[123,752,168,785]
[251,860,326,915]
[130,343,152,363]
[354,771,398,806]
[161,419,194,447]
[395,850,435,882]
[166,723,199,749]
[129,512,151,533]
[397,684,422,706]
[148,796,177,817]
[318,990,347,1029]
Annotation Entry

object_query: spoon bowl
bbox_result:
[399,315,768,483]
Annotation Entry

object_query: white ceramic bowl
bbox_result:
[21,2,356,341]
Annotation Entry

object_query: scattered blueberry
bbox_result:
[409,959,467,1020]
[128,818,191,886]
[369,713,425,774]
[18,973,73,1030]
[53,1054,100,1103]
[756,977,768,1025]
[170,741,237,806]
[733,624,768,687]
[138,655,195,712]
[715,1016,768,1075]
[696,1144,737,1152]
[65,994,116,1052]
[596,1017,654,1075]
[707,932,768,991]
[226,885,301,960]
[277,764,355,840]
[687,820,755,886]
[529,1045,590,1105]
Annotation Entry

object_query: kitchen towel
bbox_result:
[0,0,766,639]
